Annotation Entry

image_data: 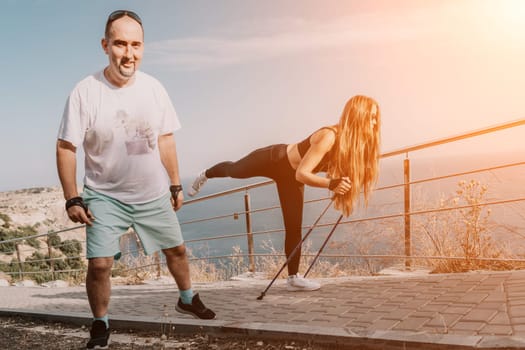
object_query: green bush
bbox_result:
[47,233,61,248]
[0,224,40,253]
[59,239,82,256]
[0,257,20,275]
[1,234,86,284]
[0,229,16,254]
[25,252,48,270]
[19,250,86,284]
[0,213,11,228]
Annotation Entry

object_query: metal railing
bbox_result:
[0,118,524,282]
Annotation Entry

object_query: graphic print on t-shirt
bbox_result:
[115,110,157,156]
[85,127,113,157]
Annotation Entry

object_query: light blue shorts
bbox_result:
[82,187,184,259]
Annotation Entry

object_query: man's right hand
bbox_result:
[65,197,95,226]
[67,206,95,226]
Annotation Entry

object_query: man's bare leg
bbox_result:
[86,257,114,318]
[163,244,191,290]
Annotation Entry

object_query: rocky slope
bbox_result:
[0,187,69,229]
[0,187,85,264]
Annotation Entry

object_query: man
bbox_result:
[56,10,215,350]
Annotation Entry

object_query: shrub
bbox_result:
[0,224,40,253]
[415,180,519,273]
[47,233,61,248]
[59,239,82,256]
[0,213,11,228]
[0,229,16,254]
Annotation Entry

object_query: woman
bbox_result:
[188,95,381,291]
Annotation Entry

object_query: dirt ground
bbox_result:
[0,316,330,350]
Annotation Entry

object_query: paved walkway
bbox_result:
[2,269,525,349]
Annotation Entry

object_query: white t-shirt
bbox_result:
[57,70,181,204]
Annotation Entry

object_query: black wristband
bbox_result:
[65,196,88,212]
[328,178,342,191]
[170,185,183,199]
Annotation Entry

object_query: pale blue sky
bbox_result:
[1,0,524,192]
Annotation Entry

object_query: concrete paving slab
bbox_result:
[2,270,525,348]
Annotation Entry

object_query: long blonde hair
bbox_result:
[327,95,381,216]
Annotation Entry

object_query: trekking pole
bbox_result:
[256,199,333,300]
[304,214,344,277]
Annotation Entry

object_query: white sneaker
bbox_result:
[187,171,208,197]
[286,274,321,292]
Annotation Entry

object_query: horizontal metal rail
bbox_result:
[6,269,85,276]
[179,161,524,229]
[0,196,522,254]
[409,161,525,185]
[381,118,525,158]
[0,255,84,265]
[180,197,329,226]
[0,225,85,245]
[6,252,525,277]
[183,195,525,245]
[184,180,274,205]
[1,195,523,253]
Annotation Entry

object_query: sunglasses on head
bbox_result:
[107,10,142,26]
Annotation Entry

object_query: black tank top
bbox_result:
[297,127,336,173]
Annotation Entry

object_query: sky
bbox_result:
[1,0,525,192]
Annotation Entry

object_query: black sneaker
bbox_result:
[86,320,110,349]
[176,293,216,319]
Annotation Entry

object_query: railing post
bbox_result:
[244,192,255,272]
[404,157,412,269]
[15,243,23,280]
[154,251,161,279]
[47,236,55,280]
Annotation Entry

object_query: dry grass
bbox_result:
[414,180,525,273]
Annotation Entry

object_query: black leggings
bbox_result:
[206,144,304,275]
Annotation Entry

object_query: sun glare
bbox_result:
[499,0,525,24]
[482,0,525,41]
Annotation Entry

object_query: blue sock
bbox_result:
[94,314,109,328]
[180,288,194,305]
